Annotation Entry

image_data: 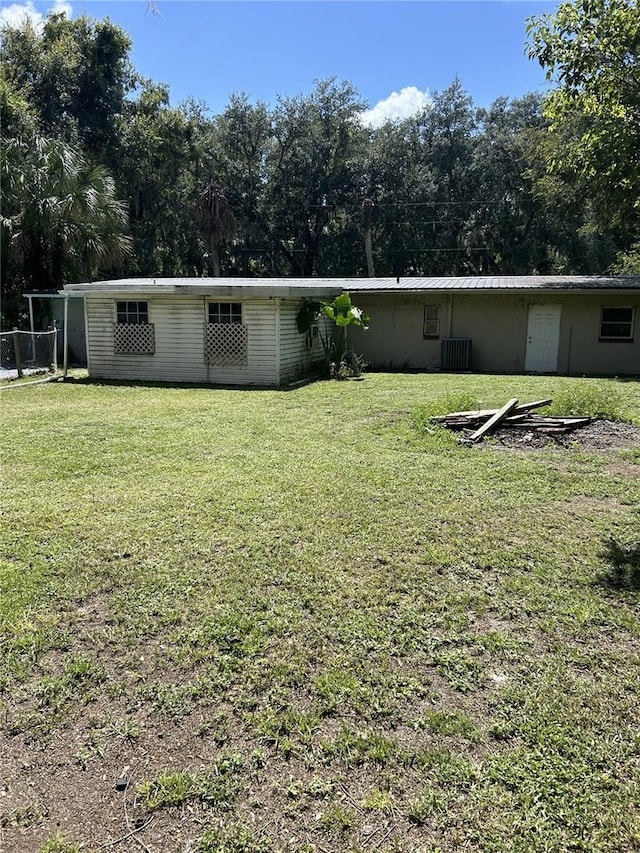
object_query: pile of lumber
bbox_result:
[432,398,591,442]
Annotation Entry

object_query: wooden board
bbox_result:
[433,398,552,422]
[469,398,520,442]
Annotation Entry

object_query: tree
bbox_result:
[527,0,640,240]
[362,199,375,277]
[296,293,370,378]
[1,136,132,324]
[469,96,544,273]
[206,94,272,275]
[363,113,427,276]
[196,182,237,276]
[419,79,479,275]
[0,12,134,164]
[468,93,615,274]
[265,78,369,276]
[114,84,211,276]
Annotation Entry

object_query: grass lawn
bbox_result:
[1,373,639,853]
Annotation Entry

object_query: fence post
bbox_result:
[12,328,22,378]
[48,325,58,371]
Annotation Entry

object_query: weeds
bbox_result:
[38,836,83,853]
[137,754,244,811]
[411,709,479,741]
[547,380,626,420]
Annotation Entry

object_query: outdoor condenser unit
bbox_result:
[441,337,472,371]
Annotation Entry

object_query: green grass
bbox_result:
[1,373,639,853]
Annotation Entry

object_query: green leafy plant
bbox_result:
[39,835,83,853]
[411,709,479,741]
[296,293,370,379]
[319,803,356,833]
[547,382,624,420]
[199,823,273,853]
[137,754,244,811]
[412,393,481,428]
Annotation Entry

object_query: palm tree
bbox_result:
[196,182,237,277]
[1,136,132,308]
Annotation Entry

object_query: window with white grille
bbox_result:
[114,301,155,354]
[117,301,148,325]
[204,303,247,365]
[208,302,242,325]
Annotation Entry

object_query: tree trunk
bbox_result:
[363,199,375,277]
[211,240,221,277]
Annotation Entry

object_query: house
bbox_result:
[346,275,640,376]
[63,274,640,384]
[62,278,342,385]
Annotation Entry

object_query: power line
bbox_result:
[305,197,535,210]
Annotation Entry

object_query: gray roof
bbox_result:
[64,275,640,296]
[64,277,343,298]
[346,275,640,292]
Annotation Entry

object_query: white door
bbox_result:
[525,304,561,372]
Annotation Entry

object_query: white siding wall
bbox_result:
[85,294,279,385]
[278,299,324,384]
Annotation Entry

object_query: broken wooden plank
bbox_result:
[501,417,591,432]
[469,398,520,442]
[431,409,496,422]
[555,417,591,429]
[432,398,552,423]
[514,398,553,414]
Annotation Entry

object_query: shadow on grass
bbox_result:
[595,537,640,591]
[59,375,319,392]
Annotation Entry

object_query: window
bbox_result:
[208,302,242,325]
[117,301,148,325]
[599,306,635,341]
[204,302,247,366]
[305,324,319,350]
[423,305,440,339]
[114,301,154,354]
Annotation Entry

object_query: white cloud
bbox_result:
[361,86,432,129]
[0,0,72,31]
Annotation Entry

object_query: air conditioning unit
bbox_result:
[441,337,472,371]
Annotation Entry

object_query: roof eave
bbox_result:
[346,286,640,295]
[63,281,343,299]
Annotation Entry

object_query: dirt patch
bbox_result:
[474,419,640,454]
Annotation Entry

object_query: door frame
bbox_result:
[524,303,562,373]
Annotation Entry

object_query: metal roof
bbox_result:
[346,275,640,292]
[63,277,344,298]
[63,275,640,296]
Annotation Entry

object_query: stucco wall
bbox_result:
[349,291,639,375]
[348,294,449,370]
[558,294,639,375]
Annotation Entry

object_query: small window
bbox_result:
[599,306,634,341]
[117,301,148,325]
[424,305,440,339]
[208,302,242,325]
[305,324,319,350]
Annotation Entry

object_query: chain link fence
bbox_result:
[0,329,58,379]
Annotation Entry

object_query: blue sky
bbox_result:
[2,1,558,121]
